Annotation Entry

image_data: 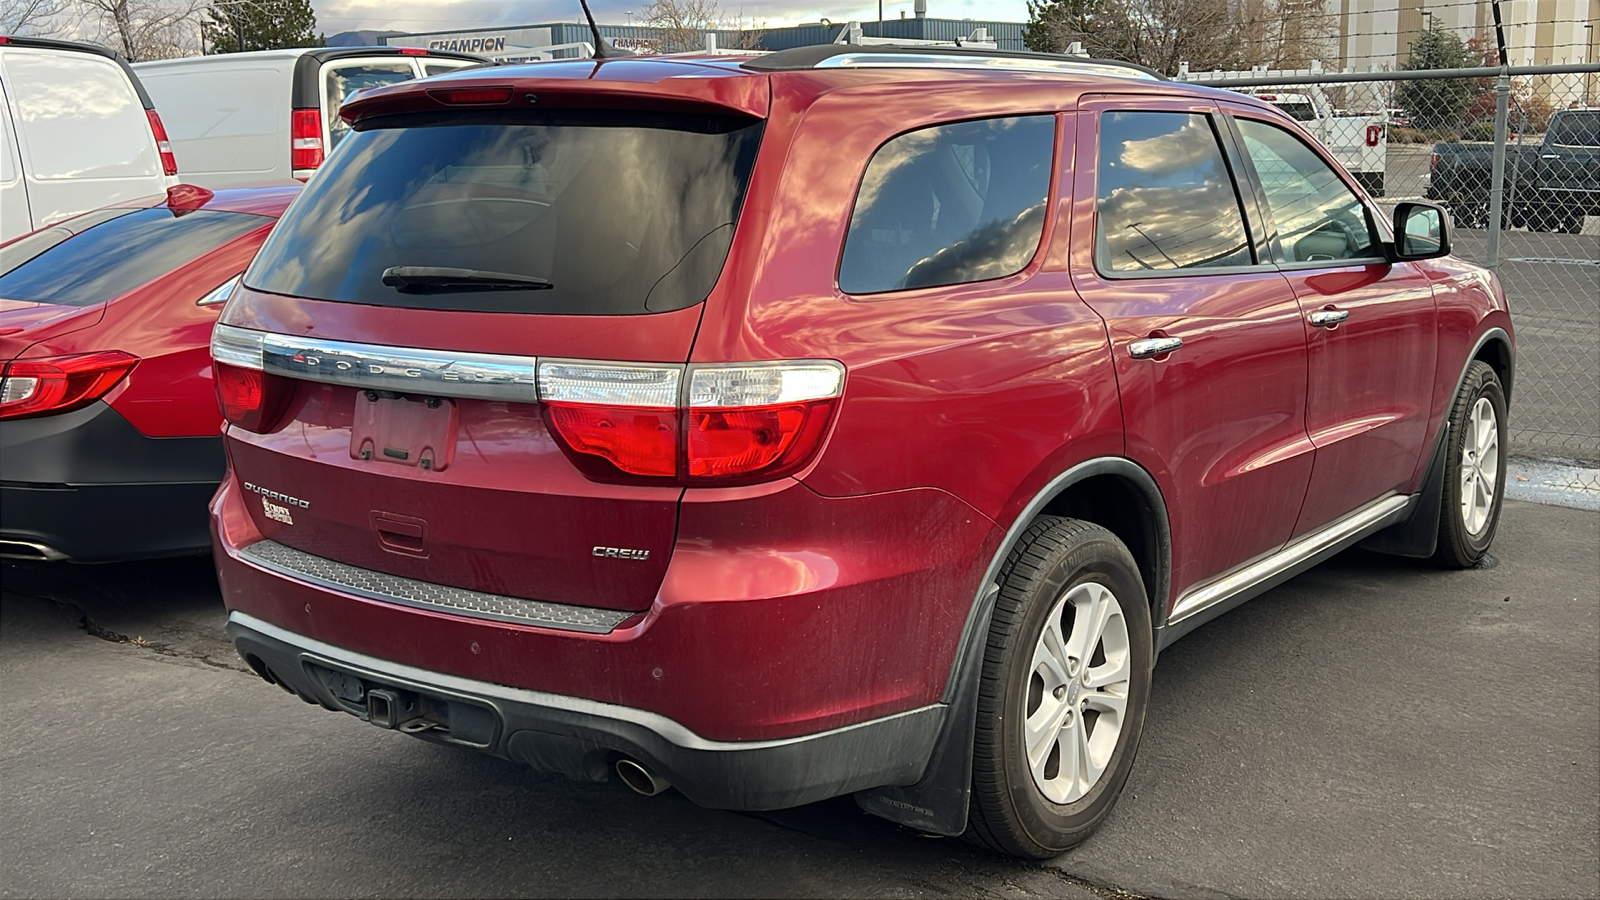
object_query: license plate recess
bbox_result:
[350,392,458,471]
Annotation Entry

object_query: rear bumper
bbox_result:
[0,401,223,561]
[230,611,945,811]
[213,469,999,744]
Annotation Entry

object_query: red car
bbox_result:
[209,48,1512,857]
[0,184,298,561]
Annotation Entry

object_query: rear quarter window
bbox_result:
[838,115,1055,295]
[0,207,267,306]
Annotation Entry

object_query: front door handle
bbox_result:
[1129,336,1184,359]
[1308,309,1350,328]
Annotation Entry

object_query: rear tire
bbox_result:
[965,517,1153,859]
[1434,361,1508,568]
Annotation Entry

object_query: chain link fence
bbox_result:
[1180,63,1600,493]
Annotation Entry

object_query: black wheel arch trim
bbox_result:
[856,456,1170,836]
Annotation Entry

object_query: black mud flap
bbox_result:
[1361,421,1449,558]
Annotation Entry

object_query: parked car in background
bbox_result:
[1426,108,1600,233]
[132,47,489,187]
[0,35,180,243]
[0,183,298,562]
[209,48,1511,860]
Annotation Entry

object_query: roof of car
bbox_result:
[0,35,156,108]
[340,50,1214,127]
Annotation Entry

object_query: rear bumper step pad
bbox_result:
[238,540,634,634]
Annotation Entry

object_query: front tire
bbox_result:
[966,517,1153,858]
[1434,361,1508,567]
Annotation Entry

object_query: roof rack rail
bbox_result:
[742,44,1164,81]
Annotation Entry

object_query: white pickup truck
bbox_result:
[1176,66,1390,197]
[1243,87,1389,196]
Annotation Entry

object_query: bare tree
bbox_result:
[1,0,73,35]
[639,0,760,54]
[1026,0,1332,74]
[73,0,202,61]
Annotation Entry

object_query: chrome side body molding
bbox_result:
[1161,493,1413,639]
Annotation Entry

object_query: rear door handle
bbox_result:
[1540,153,1561,160]
[1129,336,1183,359]
[1308,309,1350,328]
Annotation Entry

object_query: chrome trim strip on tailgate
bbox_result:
[1167,493,1411,624]
[259,333,537,403]
[238,540,634,634]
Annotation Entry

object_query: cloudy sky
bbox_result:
[311,0,1031,36]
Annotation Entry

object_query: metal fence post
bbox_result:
[1486,69,1510,268]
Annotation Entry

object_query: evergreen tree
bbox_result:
[202,0,319,54]
[1396,26,1477,133]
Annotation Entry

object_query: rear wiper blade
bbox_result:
[381,266,553,293]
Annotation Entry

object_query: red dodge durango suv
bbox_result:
[210,46,1513,858]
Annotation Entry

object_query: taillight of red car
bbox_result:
[0,351,139,420]
[290,109,323,181]
[208,327,844,480]
[210,326,291,433]
[541,360,845,485]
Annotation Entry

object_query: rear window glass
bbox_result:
[324,62,419,149]
[0,208,266,307]
[1547,111,1600,148]
[246,110,764,315]
[838,115,1054,295]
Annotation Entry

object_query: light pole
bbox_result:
[1584,23,1594,106]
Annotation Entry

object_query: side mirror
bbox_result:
[1390,201,1451,261]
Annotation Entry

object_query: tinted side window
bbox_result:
[1096,111,1253,273]
[1548,111,1600,148]
[1235,118,1379,264]
[0,208,266,306]
[838,116,1054,295]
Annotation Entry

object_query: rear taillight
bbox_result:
[211,325,290,433]
[146,109,178,176]
[290,109,323,181]
[0,351,138,420]
[540,360,845,485]
[1429,152,1439,172]
[541,362,681,479]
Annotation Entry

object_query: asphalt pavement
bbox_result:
[2,499,1596,899]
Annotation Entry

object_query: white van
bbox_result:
[133,47,487,188]
[0,36,180,243]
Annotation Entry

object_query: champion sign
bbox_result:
[427,36,508,52]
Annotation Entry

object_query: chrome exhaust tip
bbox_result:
[615,758,671,796]
[0,539,67,561]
